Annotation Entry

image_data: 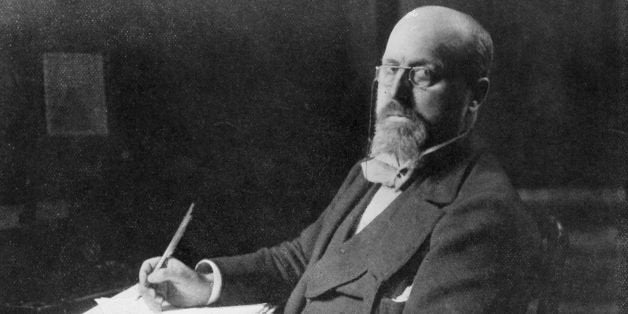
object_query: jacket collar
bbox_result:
[409,133,478,206]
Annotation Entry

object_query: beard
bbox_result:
[369,100,428,164]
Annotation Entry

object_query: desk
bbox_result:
[1,287,124,314]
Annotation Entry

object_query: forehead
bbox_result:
[382,16,468,69]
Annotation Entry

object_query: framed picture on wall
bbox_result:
[43,53,108,136]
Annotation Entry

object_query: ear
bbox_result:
[470,77,490,111]
[461,77,489,133]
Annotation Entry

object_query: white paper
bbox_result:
[84,285,274,314]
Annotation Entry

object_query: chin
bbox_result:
[370,117,427,162]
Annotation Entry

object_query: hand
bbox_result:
[138,257,213,311]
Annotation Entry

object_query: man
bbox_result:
[139,6,541,313]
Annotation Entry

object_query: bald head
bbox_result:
[385,6,493,83]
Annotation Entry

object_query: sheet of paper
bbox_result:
[83,285,274,314]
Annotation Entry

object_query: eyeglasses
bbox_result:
[375,65,435,89]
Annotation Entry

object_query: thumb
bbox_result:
[147,268,171,284]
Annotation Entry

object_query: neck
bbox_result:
[419,129,470,161]
[401,128,472,171]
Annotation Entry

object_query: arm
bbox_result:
[136,162,364,307]
[136,221,324,309]
[136,213,326,308]
[209,218,323,305]
[206,162,366,305]
[405,194,541,313]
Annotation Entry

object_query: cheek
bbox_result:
[410,90,448,124]
[411,86,468,132]
[375,87,392,115]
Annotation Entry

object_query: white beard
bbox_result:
[369,104,428,165]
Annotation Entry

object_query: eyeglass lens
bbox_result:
[376,66,431,88]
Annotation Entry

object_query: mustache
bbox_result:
[377,100,430,127]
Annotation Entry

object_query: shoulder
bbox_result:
[434,152,540,247]
[449,152,524,214]
[332,160,368,196]
[460,153,519,201]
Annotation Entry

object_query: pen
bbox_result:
[153,202,195,270]
[138,202,195,300]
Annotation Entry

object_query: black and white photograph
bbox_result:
[0,1,625,313]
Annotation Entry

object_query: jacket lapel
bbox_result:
[363,185,444,281]
[302,181,378,298]
[365,150,478,280]
[307,170,375,262]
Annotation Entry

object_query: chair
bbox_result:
[531,214,570,314]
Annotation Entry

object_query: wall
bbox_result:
[399,0,627,189]
[0,0,368,263]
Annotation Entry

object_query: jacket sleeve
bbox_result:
[209,162,365,305]
[403,193,541,313]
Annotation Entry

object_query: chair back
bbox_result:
[534,215,569,314]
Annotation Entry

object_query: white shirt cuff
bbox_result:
[194,259,223,305]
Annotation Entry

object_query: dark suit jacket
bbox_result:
[211,147,541,313]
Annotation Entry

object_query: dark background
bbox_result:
[0,0,625,312]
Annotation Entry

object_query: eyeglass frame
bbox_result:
[374,65,438,90]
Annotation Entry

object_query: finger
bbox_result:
[142,289,164,313]
[138,281,161,300]
[144,286,167,312]
[147,257,192,285]
[139,285,158,304]
[138,282,149,296]
[155,295,164,307]
[139,267,151,287]
[154,281,169,300]
[139,257,161,285]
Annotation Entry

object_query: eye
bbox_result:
[381,66,397,76]
[411,67,432,85]
[377,66,399,85]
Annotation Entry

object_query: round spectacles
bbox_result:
[375,65,434,89]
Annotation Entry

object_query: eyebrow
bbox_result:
[381,58,441,70]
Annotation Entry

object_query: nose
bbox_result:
[387,68,413,107]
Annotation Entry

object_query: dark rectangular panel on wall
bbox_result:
[43,53,108,136]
